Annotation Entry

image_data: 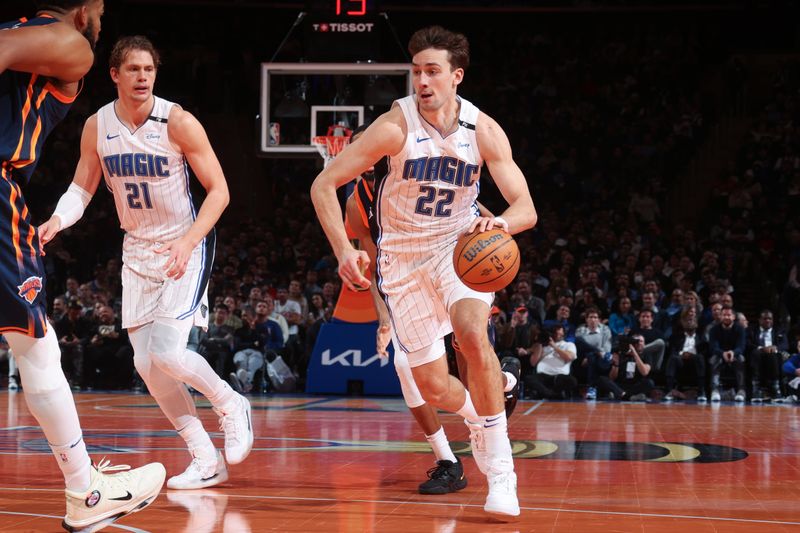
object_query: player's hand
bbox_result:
[467,216,509,234]
[156,236,194,280]
[38,216,62,248]
[376,322,392,358]
[337,246,370,291]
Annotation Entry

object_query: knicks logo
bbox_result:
[17,276,43,304]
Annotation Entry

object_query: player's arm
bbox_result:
[310,108,405,291]
[162,106,230,279]
[0,22,92,83]
[345,193,392,356]
[472,112,537,235]
[39,114,103,246]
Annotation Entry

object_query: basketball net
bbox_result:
[312,124,353,168]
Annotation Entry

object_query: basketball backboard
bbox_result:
[259,62,412,157]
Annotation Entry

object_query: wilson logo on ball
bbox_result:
[453,229,520,293]
[461,233,505,262]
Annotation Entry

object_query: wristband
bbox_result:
[53,183,92,230]
[493,216,508,231]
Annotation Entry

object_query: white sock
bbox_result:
[424,426,457,463]
[503,371,517,393]
[208,381,238,413]
[51,435,92,492]
[177,417,216,462]
[456,390,479,424]
[477,411,514,473]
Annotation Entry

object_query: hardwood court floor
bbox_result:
[0,392,797,532]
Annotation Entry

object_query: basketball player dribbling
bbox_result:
[344,125,522,496]
[312,26,537,517]
[0,3,165,531]
[39,36,254,492]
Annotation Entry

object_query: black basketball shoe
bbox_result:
[501,356,522,417]
[418,458,468,495]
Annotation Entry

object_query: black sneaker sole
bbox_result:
[418,476,468,495]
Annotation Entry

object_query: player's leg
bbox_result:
[146,316,253,465]
[453,337,521,417]
[394,338,465,495]
[450,298,519,518]
[129,323,227,489]
[6,328,165,530]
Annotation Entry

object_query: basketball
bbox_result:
[453,229,520,292]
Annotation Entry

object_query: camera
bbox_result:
[615,334,634,354]
[98,325,114,337]
[538,330,551,345]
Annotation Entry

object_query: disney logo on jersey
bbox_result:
[17,276,43,304]
[103,153,170,178]
[402,156,479,187]
[145,133,161,140]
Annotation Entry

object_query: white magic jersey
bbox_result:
[96,96,195,243]
[376,94,482,256]
[373,95,491,360]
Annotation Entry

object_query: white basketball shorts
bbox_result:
[121,233,214,329]
[377,243,492,368]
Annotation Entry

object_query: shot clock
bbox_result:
[305,0,382,61]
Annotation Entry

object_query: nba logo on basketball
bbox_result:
[17,276,42,304]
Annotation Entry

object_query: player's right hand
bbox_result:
[337,247,370,291]
[376,322,392,358]
[37,216,62,247]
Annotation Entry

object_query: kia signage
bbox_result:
[306,321,401,395]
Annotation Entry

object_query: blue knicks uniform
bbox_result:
[0,15,80,338]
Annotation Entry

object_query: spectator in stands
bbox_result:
[702,302,723,341]
[54,299,92,389]
[596,333,654,401]
[631,308,667,373]
[259,296,288,345]
[84,306,131,390]
[609,296,635,337]
[497,306,537,366]
[200,304,235,378]
[231,309,264,393]
[575,307,613,400]
[525,325,578,399]
[665,309,708,401]
[51,296,67,323]
[275,286,304,376]
[306,292,329,326]
[288,280,309,320]
[781,340,800,403]
[746,309,788,401]
[514,280,546,326]
[543,304,576,343]
[223,295,243,330]
[708,305,747,402]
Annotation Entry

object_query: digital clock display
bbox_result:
[307,0,377,18]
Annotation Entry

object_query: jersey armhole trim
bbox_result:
[44,79,81,104]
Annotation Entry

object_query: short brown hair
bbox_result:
[408,26,469,71]
[109,35,161,70]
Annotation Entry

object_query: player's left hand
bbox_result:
[156,237,194,279]
[376,322,392,358]
[468,216,508,234]
[37,216,62,248]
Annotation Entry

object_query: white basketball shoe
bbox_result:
[214,394,254,465]
[484,470,520,517]
[167,450,228,490]
[63,459,166,532]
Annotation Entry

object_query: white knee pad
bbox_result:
[393,335,425,409]
[6,326,68,394]
[148,318,192,375]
